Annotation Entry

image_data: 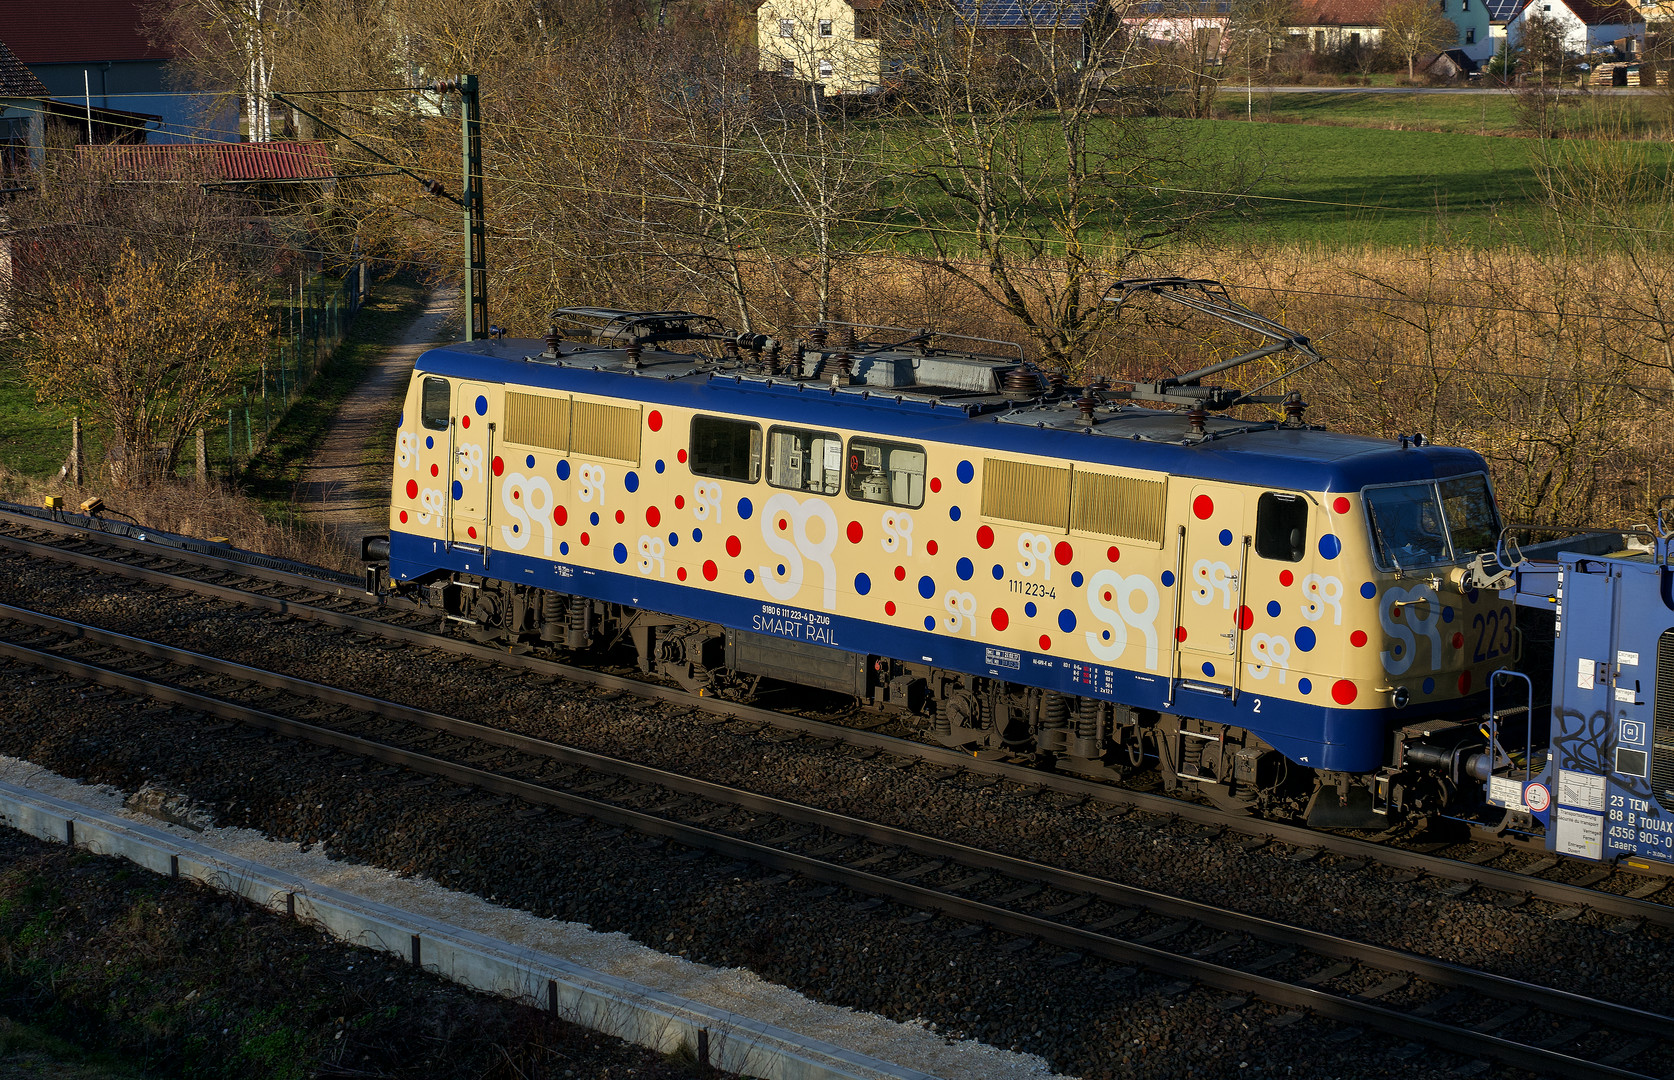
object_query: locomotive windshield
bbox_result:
[1365,474,1500,571]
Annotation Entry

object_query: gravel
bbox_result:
[5,547,1666,1078]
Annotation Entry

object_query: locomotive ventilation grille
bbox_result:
[982,459,1071,530]
[505,392,570,452]
[572,400,642,464]
[1072,471,1166,546]
[1656,628,1674,804]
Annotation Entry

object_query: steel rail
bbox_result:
[2,517,1670,930]
[1,598,1664,1038]
[0,624,1655,1080]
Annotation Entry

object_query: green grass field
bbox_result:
[880,97,1674,252]
[0,360,103,480]
[1243,88,1674,139]
[1194,118,1551,246]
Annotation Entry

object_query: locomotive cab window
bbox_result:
[689,415,761,483]
[1365,483,1451,571]
[1439,474,1500,558]
[766,426,841,495]
[845,438,926,508]
[421,377,450,431]
[1255,492,1308,562]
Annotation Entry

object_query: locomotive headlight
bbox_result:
[1392,687,1411,709]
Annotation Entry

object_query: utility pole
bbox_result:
[274,74,487,340]
[443,75,487,341]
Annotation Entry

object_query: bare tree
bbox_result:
[1378,0,1458,79]
[1514,9,1570,84]
[887,0,1251,374]
[1227,0,1296,74]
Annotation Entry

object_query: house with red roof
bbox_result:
[0,1,231,143]
[1505,0,1643,56]
[1287,0,1389,55]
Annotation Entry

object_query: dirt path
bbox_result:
[293,290,451,559]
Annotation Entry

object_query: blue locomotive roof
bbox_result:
[415,338,1487,494]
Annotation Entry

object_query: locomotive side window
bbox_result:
[421,377,450,431]
[845,438,925,508]
[1255,492,1308,562]
[766,426,841,495]
[690,415,761,483]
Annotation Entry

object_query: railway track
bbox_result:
[0,598,1670,1080]
[1,502,1669,928]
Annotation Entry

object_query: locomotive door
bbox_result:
[1176,485,1249,694]
[449,382,492,548]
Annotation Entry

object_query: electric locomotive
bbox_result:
[365,280,1518,829]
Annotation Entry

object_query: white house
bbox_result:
[1505,0,1643,57]
[1121,0,1232,60]
[1287,0,1385,55]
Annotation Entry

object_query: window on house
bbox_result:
[1462,0,1469,8]
[818,58,833,77]
[779,18,794,36]
[1350,31,1361,47]
[856,11,878,37]
[1466,26,1476,41]
[780,58,795,74]
[1315,29,1325,49]
[819,18,833,36]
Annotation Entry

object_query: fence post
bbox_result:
[69,416,83,486]
[195,428,207,484]
[228,408,235,468]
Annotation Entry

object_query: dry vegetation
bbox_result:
[720,239,1671,530]
[0,465,359,573]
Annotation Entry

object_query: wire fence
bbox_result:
[220,260,367,473]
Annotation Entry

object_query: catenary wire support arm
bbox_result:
[269,93,462,206]
[273,78,486,340]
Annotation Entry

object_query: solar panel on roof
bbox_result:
[955,0,1090,27]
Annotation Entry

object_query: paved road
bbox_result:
[1237,83,1655,95]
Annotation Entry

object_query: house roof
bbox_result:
[1288,0,1384,25]
[0,1,172,64]
[77,141,335,182]
[1289,0,1384,26]
[1560,0,1642,24]
[0,38,47,96]
[1507,0,1643,22]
